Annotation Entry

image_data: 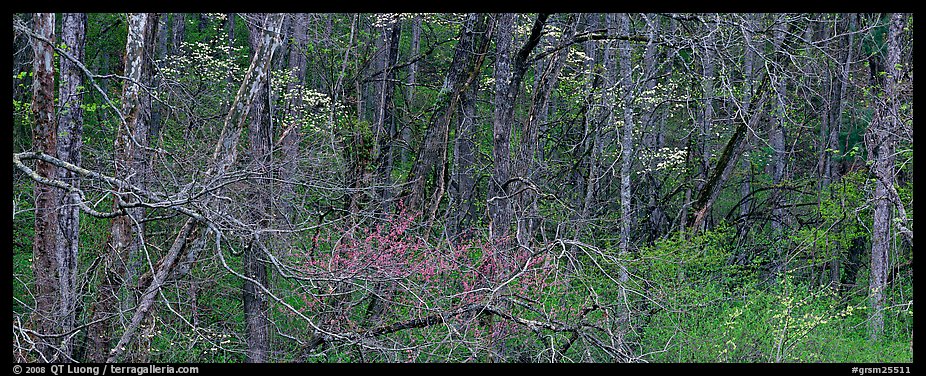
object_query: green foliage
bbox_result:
[638,226,912,363]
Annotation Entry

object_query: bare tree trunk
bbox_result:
[86,13,160,363]
[489,13,549,244]
[825,14,856,189]
[281,13,308,224]
[770,16,787,236]
[29,12,61,362]
[227,13,236,86]
[693,16,717,231]
[53,13,86,362]
[489,13,516,245]
[738,14,758,227]
[579,13,601,235]
[641,13,667,240]
[150,15,169,141]
[373,15,402,215]
[867,12,904,342]
[402,16,421,165]
[170,13,185,54]
[450,80,478,240]
[617,13,633,285]
[243,13,283,362]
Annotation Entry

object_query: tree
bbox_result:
[242,13,285,362]
[86,13,161,362]
[28,12,61,362]
[54,13,87,362]
[488,13,549,244]
[866,12,905,341]
[617,13,634,284]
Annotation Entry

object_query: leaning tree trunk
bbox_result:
[29,12,61,363]
[404,13,492,220]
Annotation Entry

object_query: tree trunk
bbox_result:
[770,16,788,235]
[579,13,601,234]
[738,14,758,227]
[450,80,478,240]
[402,16,421,165]
[867,12,904,342]
[29,12,61,362]
[373,15,402,215]
[150,15,169,141]
[170,13,185,54]
[242,13,284,362]
[489,13,549,244]
[281,13,308,224]
[53,13,86,362]
[86,13,160,363]
[489,13,516,245]
[696,16,717,217]
[617,13,633,284]
[641,13,667,240]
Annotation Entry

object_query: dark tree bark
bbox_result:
[450,78,478,240]
[689,78,770,232]
[489,13,549,243]
[373,15,402,215]
[170,13,185,54]
[281,13,308,224]
[692,15,718,232]
[641,13,668,240]
[579,13,602,232]
[150,15,169,141]
[404,13,493,220]
[737,14,758,227]
[54,13,87,362]
[29,12,61,362]
[489,13,515,244]
[86,13,160,363]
